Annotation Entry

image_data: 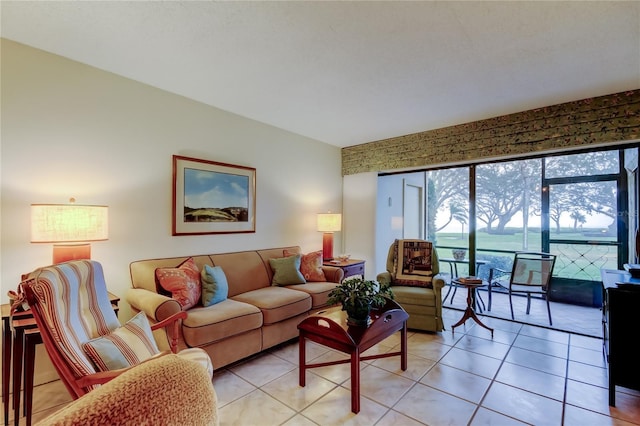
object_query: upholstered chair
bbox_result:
[39,354,219,426]
[22,260,213,400]
[376,239,445,332]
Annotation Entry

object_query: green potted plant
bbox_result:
[327,277,394,326]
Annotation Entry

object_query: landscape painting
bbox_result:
[172,155,256,235]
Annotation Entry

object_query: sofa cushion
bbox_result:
[82,312,160,371]
[231,287,311,325]
[181,299,262,347]
[284,282,339,309]
[210,251,271,297]
[391,285,437,307]
[155,257,201,310]
[201,265,228,306]
[283,249,326,282]
[269,255,306,285]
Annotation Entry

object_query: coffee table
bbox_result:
[298,298,408,414]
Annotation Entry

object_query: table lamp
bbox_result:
[31,200,109,264]
[317,213,341,261]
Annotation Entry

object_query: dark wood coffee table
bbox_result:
[298,298,408,414]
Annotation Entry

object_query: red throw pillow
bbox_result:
[283,249,326,282]
[155,257,201,310]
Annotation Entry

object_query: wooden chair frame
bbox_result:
[22,278,187,399]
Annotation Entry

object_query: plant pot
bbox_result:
[346,304,371,327]
[452,249,467,261]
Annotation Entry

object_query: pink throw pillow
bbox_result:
[284,249,326,282]
[155,257,201,310]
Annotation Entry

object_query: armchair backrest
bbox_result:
[510,252,556,288]
[386,239,440,276]
[386,239,440,286]
[22,260,120,398]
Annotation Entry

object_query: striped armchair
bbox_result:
[22,260,213,399]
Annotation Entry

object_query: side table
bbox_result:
[450,279,493,338]
[298,298,408,413]
[2,292,120,426]
[323,259,365,281]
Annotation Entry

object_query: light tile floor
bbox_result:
[15,303,640,426]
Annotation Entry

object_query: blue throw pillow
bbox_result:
[201,265,229,306]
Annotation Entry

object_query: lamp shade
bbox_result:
[317,213,342,233]
[31,204,109,243]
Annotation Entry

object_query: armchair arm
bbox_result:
[321,266,345,283]
[76,350,172,388]
[150,312,188,353]
[432,274,446,290]
[126,288,181,322]
[377,271,392,286]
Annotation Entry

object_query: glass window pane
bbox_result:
[548,181,618,242]
[545,151,619,178]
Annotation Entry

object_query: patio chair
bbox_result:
[488,252,556,325]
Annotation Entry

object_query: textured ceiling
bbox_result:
[2,1,639,148]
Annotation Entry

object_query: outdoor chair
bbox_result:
[488,251,556,325]
[21,259,213,400]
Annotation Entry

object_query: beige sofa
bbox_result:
[127,246,343,369]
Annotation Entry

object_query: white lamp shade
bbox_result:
[317,213,342,232]
[31,204,109,243]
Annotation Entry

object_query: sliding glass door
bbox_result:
[377,144,638,308]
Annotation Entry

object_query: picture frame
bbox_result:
[172,155,256,235]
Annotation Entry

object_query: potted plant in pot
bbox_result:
[327,277,394,326]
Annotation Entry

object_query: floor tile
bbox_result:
[218,388,296,426]
[344,364,415,407]
[504,346,567,377]
[512,333,569,358]
[420,363,491,403]
[394,382,478,425]
[439,346,503,379]
[262,368,338,411]
[300,385,388,425]
[470,407,529,425]
[495,361,566,401]
[482,381,564,425]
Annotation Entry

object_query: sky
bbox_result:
[184,168,249,209]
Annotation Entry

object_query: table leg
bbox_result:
[350,348,360,414]
[12,329,24,426]
[2,317,11,426]
[299,335,306,387]
[401,323,407,371]
[24,332,40,426]
[451,286,494,338]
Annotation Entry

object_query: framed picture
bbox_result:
[172,155,256,235]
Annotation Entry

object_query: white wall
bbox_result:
[1,39,344,382]
[342,172,377,279]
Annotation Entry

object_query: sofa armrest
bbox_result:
[377,271,392,286]
[126,288,181,322]
[321,266,344,283]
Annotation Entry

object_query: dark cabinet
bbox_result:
[601,269,640,406]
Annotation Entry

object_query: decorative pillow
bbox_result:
[284,249,326,282]
[82,312,160,372]
[155,257,201,310]
[392,239,434,288]
[269,254,306,286]
[201,265,229,306]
